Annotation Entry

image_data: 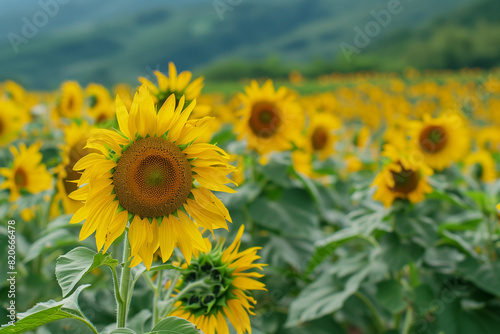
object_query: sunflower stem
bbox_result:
[117,232,131,328]
[152,270,163,327]
[354,291,385,333]
[161,271,181,318]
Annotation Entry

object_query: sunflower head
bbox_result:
[410,113,469,171]
[69,85,236,269]
[55,81,84,119]
[86,83,114,123]
[372,145,433,207]
[235,80,304,155]
[464,151,497,183]
[171,225,266,334]
[0,142,52,202]
[139,62,204,107]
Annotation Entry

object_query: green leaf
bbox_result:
[307,228,377,273]
[0,285,94,334]
[286,266,370,326]
[380,233,424,272]
[56,247,119,297]
[249,188,319,238]
[461,260,500,296]
[146,316,204,333]
[110,330,138,334]
[375,280,406,314]
[23,229,78,263]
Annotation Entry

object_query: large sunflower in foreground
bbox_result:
[69,86,235,269]
[0,143,52,202]
[139,62,204,107]
[170,225,266,334]
[235,80,303,155]
[372,145,433,207]
[409,113,469,171]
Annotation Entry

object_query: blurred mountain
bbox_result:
[362,0,500,70]
[0,0,479,89]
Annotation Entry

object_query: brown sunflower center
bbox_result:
[419,125,448,154]
[67,95,75,110]
[312,127,329,150]
[14,168,27,187]
[389,166,420,194]
[113,137,192,218]
[248,101,281,138]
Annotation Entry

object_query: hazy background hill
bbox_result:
[0,0,497,89]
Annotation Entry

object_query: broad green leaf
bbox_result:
[56,247,118,297]
[286,266,370,326]
[146,316,204,333]
[439,230,477,258]
[0,285,93,334]
[462,260,500,296]
[375,280,406,314]
[380,233,424,272]
[249,188,319,238]
[23,229,77,263]
[307,228,377,273]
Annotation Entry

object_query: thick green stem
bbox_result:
[354,292,385,333]
[152,270,163,327]
[117,232,131,328]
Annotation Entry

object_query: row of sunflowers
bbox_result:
[1,64,500,333]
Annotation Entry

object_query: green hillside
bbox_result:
[0,0,480,89]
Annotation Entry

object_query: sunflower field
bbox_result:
[1,65,500,334]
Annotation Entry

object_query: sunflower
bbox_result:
[372,145,433,207]
[235,80,303,155]
[139,62,204,107]
[303,111,341,160]
[0,99,27,146]
[86,83,114,123]
[170,225,266,334]
[409,113,469,171]
[463,151,497,183]
[52,121,95,215]
[69,85,235,269]
[0,143,52,202]
[55,81,84,119]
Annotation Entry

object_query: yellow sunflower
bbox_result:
[139,62,204,107]
[52,121,95,215]
[372,145,433,207]
[69,86,235,269]
[409,113,469,171]
[86,83,114,123]
[303,111,341,160]
[55,81,84,119]
[463,151,497,183]
[235,80,303,155]
[0,99,28,146]
[0,143,52,202]
[170,225,266,334]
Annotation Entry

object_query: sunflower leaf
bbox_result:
[56,247,119,297]
[0,285,94,334]
[147,316,204,333]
